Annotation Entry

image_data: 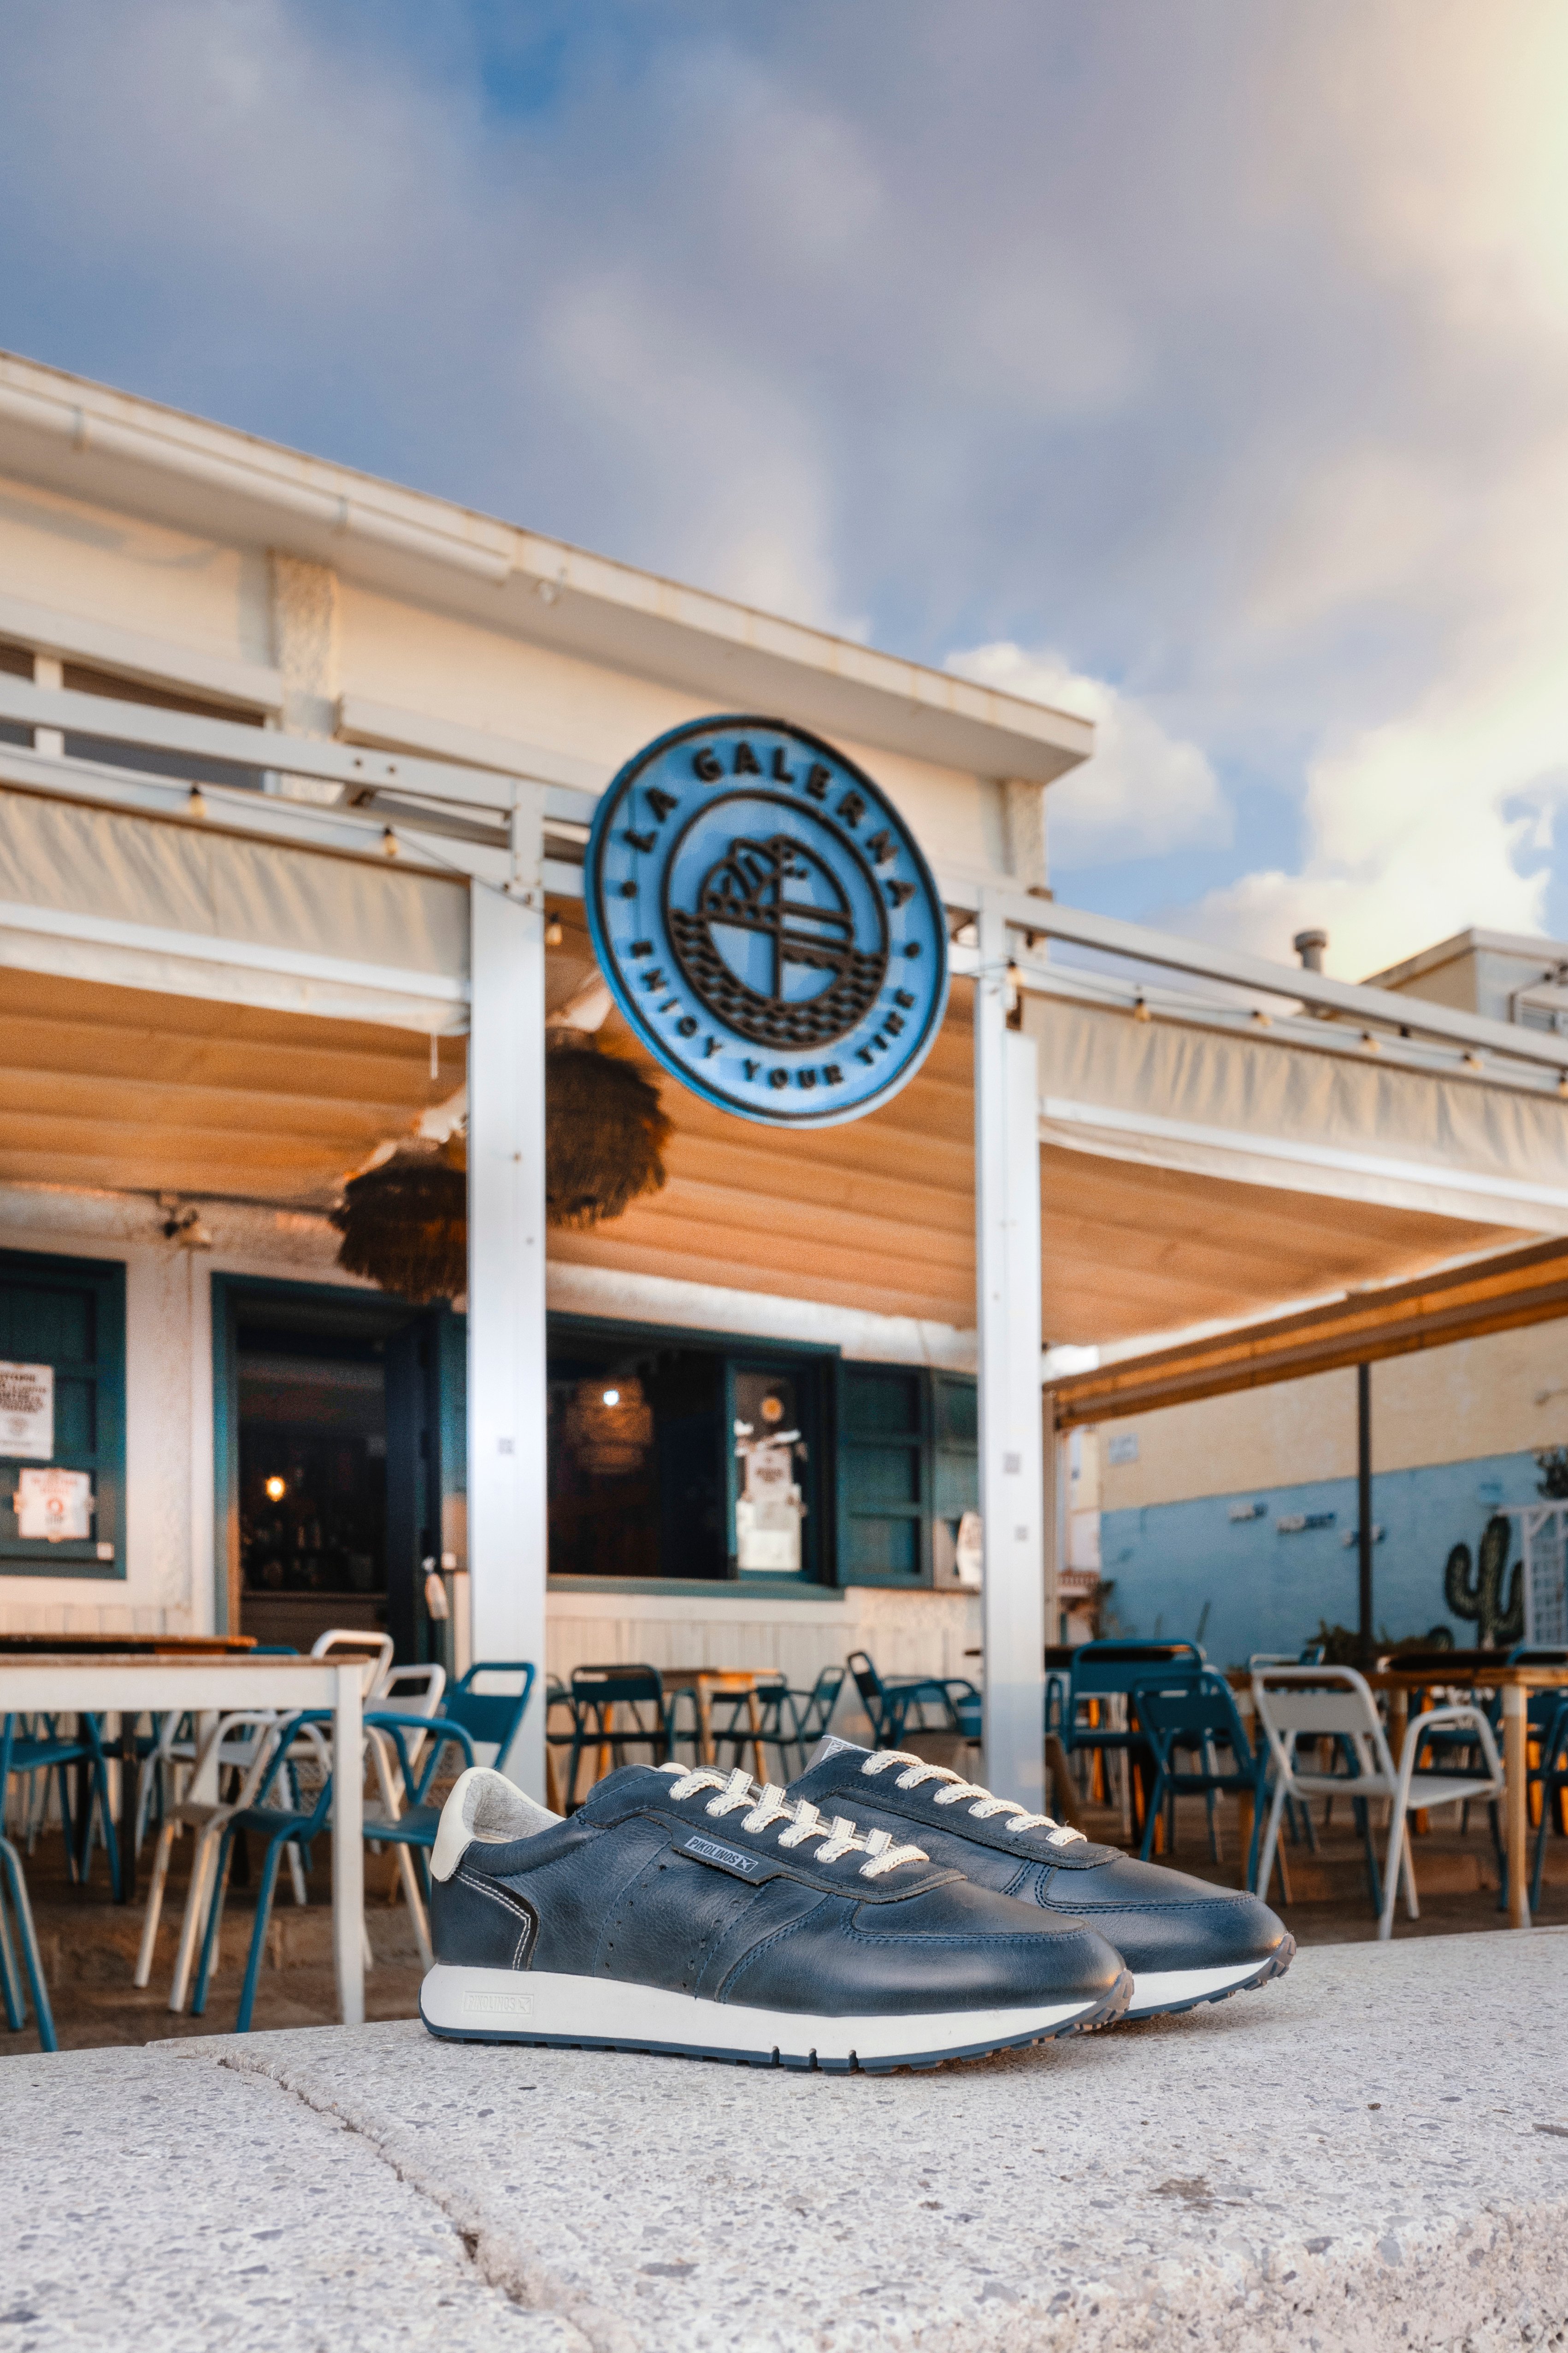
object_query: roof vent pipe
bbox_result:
[1293,928,1328,974]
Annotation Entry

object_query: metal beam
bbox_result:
[947,885,1568,1076]
[466,826,548,1801]
[1046,1235,1568,1428]
[0,674,597,822]
[974,891,1047,1808]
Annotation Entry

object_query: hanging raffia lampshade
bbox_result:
[546,1034,671,1230]
[330,1135,468,1303]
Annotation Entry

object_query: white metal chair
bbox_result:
[1251,1666,1504,1940]
[134,1712,289,2010]
[310,1628,395,1695]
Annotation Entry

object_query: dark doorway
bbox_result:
[218,1281,448,1660]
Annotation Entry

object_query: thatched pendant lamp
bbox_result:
[546,1033,671,1230]
[330,1135,467,1304]
[331,1038,670,1300]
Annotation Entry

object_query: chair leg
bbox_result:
[1531,1791,1552,1912]
[57,1763,81,1884]
[0,1869,24,2030]
[1138,1773,1165,1862]
[286,1842,307,1906]
[1379,1801,1413,1940]
[191,1832,235,2016]
[93,1754,122,1902]
[235,1839,287,2034]
[0,1837,56,2052]
[1353,1797,1384,1918]
[1255,1780,1290,1906]
[396,1845,433,1970]
[133,1816,180,1988]
[169,1827,222,2014]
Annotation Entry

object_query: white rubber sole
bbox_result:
[1126,1944,1294,2021]
[419,1963,1130,2072]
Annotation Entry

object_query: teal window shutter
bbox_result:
[0,1250,126,1579]
[839,1364,979,1589]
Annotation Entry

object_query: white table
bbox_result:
[0,1653,370,2024]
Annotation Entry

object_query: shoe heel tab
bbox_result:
[430,1766,559,1881]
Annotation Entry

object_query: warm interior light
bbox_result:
[601,1388,620,1407]
[265,1475,287,1502]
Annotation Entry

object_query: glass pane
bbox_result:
[734,1368,806,1573]
[548,1342,725,1579]
[933,1450,979,1518]
[53,1374,98,1456]
[0,1282,94,1366]
[237,1347,387,1598]
[934,1377,978,1445]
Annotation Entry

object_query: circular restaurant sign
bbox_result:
[584,715,949,1128]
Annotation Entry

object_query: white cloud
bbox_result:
[945,642,1228,868]
[13,0,1568,969]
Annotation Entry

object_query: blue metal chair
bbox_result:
[191,1714,334,2032]
[1062,1641,1204,1831]
[844,1651,979,1750]
[443,1661,536,1781]
[1529,1693,1568,1911]
[0,1833,55,2051]
[778,1666,845,1771]
[1,1709,120,1898]
[362,1710,477,1967]
[1130,1670,1272,1884]
[566,1665,668,1806]
[544,1675,579,1811]
[707,1675,796,1781]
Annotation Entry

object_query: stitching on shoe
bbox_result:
[455,1869,537,1969]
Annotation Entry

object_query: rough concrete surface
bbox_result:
[4,1929,1568,2352]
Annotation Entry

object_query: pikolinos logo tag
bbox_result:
[585,717,949,1129]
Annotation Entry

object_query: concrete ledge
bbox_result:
[6,1928,1568,2351]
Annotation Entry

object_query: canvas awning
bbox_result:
[1045,1233,1568,1429]
[544,902,1533,1344]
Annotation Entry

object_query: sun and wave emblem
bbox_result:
[666,832,888,1050]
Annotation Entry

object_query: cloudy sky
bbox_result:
[5,0,1568,978]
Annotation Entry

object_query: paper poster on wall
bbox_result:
[0,1361,53,1459]
[953,1510,984,1589]
[14,1466,93,1541]
[736,1439,804,1573]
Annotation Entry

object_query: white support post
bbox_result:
[466,789,548,1799]
[974,891,1047,1808]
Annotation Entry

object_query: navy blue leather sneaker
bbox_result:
[788,1740,1294,2022]
[421,1760,1132,2070]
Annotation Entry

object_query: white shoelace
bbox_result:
[660,1764,929,1880]
[860,1751,1087,1846]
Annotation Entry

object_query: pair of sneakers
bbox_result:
[420,1734,1293,2074]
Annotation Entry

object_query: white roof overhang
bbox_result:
[0,351,1091,788]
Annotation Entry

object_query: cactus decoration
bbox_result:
[1443,1513,1524,1649]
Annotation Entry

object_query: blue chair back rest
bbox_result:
[1297,1642,1327,1664]
[1071,1642,1204,1701]
[845,1650,884,1710]
[448,1662,537,1755]
[365,1711,477,1803]
[569,1664,661,1710]
[1129,1672,1257,1766]
[810,1666,845,1712]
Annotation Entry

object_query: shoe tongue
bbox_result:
[808,1733,871,1770]
[783,1733,871,1802]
